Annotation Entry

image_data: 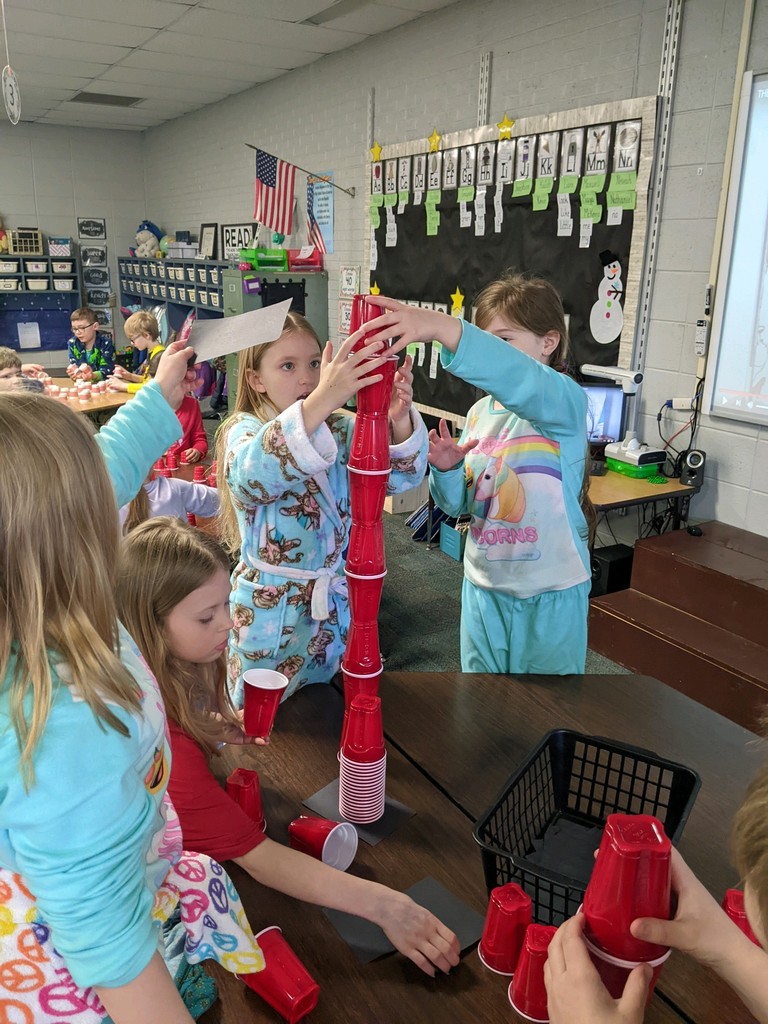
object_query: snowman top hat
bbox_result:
[599,249,620,267]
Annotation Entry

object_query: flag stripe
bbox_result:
[254,150,296,236]
[306,179,328,254]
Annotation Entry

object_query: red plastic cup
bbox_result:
[583,814,671,961]
[243,669,289,739]
[288,816,358,870]
[165,450,178,470]
[348,413,390,472]
[240,925,320,1023]
[356,355,398,418]
[342,666,382,706]
[342,694,385,763]
[193,463,207,482]
[508,924,557,1022]
[478,883,532,975]
[344,620,382,676]
[226,767,266,830]
[345,571,385,624]
[723,889,761,946]
[349,294,382,350]
[348,467,390,524]
[345,521,385,576]
[583,931,671,1002]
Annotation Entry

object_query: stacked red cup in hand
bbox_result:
[581,813,673,1000]
[226,767,267,832]
[478,882,532,975]
[338,694,386,823]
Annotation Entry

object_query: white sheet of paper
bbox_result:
[298,246,314,259]
[429,341,441,378]
[370,236,378,270]
[557,216,574,237]
[557,195,571,216]
[494,215,503,233]
[459,202,472,228]
[18,322,41,349]
[474,215,486,237]
[579,221,593,248]
[385,222,397,247]
[494,184,504,216]
[188,299,293,362]
[416,342,426,366]
[607,206,623,225]
[413,190,423,206]
[397,199,406,216]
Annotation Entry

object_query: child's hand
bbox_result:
[301,334,386,434]
[374,891,460,977]
[389,354,413,426]
[545,914,650,1024]
[183,448,203,464]
[631,847,749,970]
[22,362,44,375]
[79,365,94,382]
[107,376,129,392]
[154,340,198,411]
[211,709,267,746]
[66,363,78,379]
[355,295,463,357]
[428,418,479,471]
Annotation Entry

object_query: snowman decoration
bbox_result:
[589,250,624,345]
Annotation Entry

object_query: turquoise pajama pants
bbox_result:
[459,577,590,674]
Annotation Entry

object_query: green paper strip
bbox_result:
[370,193,384,207]
[512,177,533,197]
[558,175,579,194]
[581,173,606,195]
[532,191,549,211]
[383,193,398,207]
[580,199,603,223]
[605,189,637,210]
[406,343,419,361]
[609,171,637,192]
[398,190,409,206]
[534,177,555,194]
[426,189,442,206]
[369,205,381,229]
[457,185,475,203]
[426,207,441,236]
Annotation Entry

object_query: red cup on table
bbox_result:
[583,813,671,962]
[723,889,761,946]
[243,669,289,739]
[348,467,390,524]
[240,925,320,1023]
[344,620,382,676]
[508,923,557,1022]
[345,521,385,576]
[349,294,383,351]
[226,767,266,831]
[193,463,207,482]
[345,571,386,624]
[478,883,532,975]
[583,930,670,1002]
[356,355,398,418]
[343,694,385,764]
[288,815,358,871]
[348,413,390,472]
[342,666,382,706]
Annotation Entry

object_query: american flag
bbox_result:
[253,149,296,236]
[306,178,327,254]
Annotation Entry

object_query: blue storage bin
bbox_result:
[440,521,467,560]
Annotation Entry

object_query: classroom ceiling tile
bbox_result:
[13,0,459,128]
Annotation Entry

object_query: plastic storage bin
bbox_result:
[439,520,467,560]
[27,278,49,290]
[53,278,75,291]
[0,259,19,273]
[474,729,700,926]
[0,279,19,290]
[51,261,73,274]
[25,260,47,273]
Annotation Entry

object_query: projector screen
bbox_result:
[705,71,768,426]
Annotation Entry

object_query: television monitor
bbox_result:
[582,383,627,443]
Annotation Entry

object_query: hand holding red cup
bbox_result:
[243,669,289,739]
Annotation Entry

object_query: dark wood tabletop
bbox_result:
[199,683,687,1024]
[376,671,766,1024]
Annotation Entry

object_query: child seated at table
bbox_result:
[120,469,219,533]
[109,310,165,394]
[67,306,115,381]
[0,346,44,390]
[117,517,461,980]
[545,759,768,1024]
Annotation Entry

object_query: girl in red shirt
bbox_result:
[116,516,459,978]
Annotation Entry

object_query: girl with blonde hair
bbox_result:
[0,348,269,1024]
[215,310,428,705]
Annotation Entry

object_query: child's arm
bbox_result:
[427,418,480,518]
[632,849,768,1023]
[177,479,220,519]
[93,332,115,382]
[234,839,460,977]
[301,332,387,434]
[389,353,415,443]
[545,914,650,1024]
[95,952,193,1024]
[183,401,208,461]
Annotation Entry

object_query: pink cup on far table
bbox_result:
[583,813,671,962]
[288,816,358,870]
[243,669,289,739]
[240,925,320,1023]
[478,883,532,975]
[508,924,557,1023]
[226,767,266,831]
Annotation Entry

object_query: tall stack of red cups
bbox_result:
[339,694,387,822]
[340,296,397,823]
[581,813,673,1002]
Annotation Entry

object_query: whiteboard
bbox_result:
[704,71,768,425]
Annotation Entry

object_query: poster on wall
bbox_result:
[77,217,106,240]
[585,125,611,175]
[308,172,334,253]
[561,129,584,176]
[614,120,641,172]
[86,288,110,306]
[81,245,107,266]
[221,222,258,260]
[83,267,109,287]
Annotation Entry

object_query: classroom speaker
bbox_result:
[679,449,706,487]
[590,544,634,598]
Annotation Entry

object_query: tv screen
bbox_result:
[582,383,626,443]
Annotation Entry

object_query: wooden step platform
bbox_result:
[589,522,768,731]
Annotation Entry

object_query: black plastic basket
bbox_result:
[473,729,701,926]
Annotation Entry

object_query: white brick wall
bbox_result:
[3,0,767,536]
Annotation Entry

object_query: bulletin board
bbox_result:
[365,96,657,423]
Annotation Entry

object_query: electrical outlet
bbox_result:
[672,397,695,410]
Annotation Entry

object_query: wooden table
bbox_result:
[200,684,687,1024]
[51,376,131,416]
[588,470,696,528]
[376,671,766,1024]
